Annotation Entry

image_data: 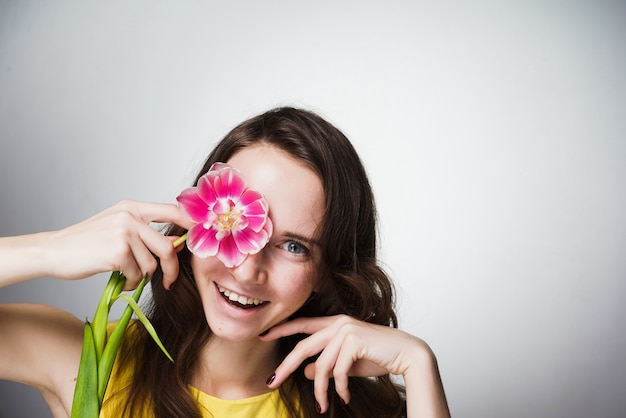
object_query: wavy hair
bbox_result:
[114,107,406,417]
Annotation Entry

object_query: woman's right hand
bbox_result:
[0,200,194,290]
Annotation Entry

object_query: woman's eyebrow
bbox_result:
[283,231,320,248]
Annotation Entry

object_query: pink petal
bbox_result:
[212,173,226,198]
[238,189,264,207]
[240,195,267,217]
[213,198,233,216]
[242,213,267,232]
[240,200,268,232]
[226,168,247,200]
[196,175,218,208]
[187,225,220,258]
[177,188,210,224]
[214,167,246,202]
[263,216,273,238]
[215,228,232,241]
[232,219,273,254]
[217,235,247,268]
[209,162,230,172]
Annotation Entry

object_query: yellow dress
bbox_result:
[99,324,294,417]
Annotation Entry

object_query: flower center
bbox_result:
[217,210,242,231]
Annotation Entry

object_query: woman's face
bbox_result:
[191,145,324,343]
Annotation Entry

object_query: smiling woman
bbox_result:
[191,146,323,347]
[0,107,450,417]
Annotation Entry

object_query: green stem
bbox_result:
[91,271,123,362]
[172,233,188,248]
[96,275,147,403]
[74,232,188,412]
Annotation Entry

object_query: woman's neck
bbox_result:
[191,336,280,400]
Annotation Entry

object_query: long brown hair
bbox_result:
[114,107,406,417]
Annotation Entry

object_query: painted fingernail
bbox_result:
[265,373,276,386]
[259,329,270,337]
[340,397,346,406]
[316,401,322,413]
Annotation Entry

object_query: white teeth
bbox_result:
[218,285,264,306]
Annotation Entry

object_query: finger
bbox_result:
[312,351,333,413]
[259,316,337,341]
[267,328,332,389]
[110,203,182,289]
[304,362,315,380]
[167,236,186,253]
[329,338,355,406]
[134,201,195,230]
[111,200,194,234]
[127,237,158,285]
[137,226,179,289]
[304,347,388,380]
[117,257,143,290]
[310,329,353,411]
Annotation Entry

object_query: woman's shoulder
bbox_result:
[0,303,84,414]
[0,303,84,373]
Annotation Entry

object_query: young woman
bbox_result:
[0,107,450,417]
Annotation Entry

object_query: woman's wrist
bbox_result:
[402,337,437,380]
[403,340,450,417]
[0,232,51,287]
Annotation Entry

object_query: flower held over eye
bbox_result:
[176,162,273,268]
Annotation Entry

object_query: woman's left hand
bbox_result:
[260,315,440,414]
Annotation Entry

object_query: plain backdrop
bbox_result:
[1,1,625,417]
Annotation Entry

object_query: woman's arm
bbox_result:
[0,200,193,290]
[0,303,84,415]
[0,232,53,287]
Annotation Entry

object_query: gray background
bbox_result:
[1,1,625,417]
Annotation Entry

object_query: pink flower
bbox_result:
[176,162,273,268]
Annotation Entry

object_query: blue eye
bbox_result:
[283,240,309,255]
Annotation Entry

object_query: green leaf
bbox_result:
[71,320,99,418]
[118,294,174,362]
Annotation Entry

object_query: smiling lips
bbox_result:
[217,284,267,309]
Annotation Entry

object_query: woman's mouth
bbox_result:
[217,284,267,310]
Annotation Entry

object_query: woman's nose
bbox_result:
[229,251,267,284]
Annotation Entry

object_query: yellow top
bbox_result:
[190,387,290,418]
[100,324,295,417]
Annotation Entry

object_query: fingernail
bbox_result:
[265,373,276,386]
[258,329,270,337]
[315,401,322,413]
[340,397,346,406]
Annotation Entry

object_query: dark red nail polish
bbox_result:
[259,329,270,337]
[265,373,276,385]
[316,401,321,413]
[340,397,346,406]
